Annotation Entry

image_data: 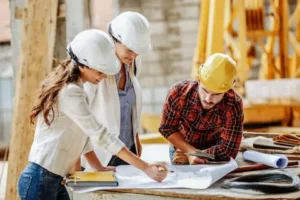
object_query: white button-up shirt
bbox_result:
[28,81,124,177]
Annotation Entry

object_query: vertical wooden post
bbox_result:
[278,0,289,78]
[293,1,300,78]
[205,0,225,58]
[191,0,209,78]
[5,0,58,199]
[236,0,249,88]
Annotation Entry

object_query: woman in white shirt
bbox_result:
[82,12,154,168]
[17,29,167,200]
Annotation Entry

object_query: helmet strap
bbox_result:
[66,47,84,67]
[108,24,121,43]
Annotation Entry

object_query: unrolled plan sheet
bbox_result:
[72,158,238,193]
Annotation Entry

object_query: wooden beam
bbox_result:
[292,0,300,78]
[14,3,66,19]
[259,0,278,79]
[278,0,289,78]
[243,104,288,124]
[5,1,58,199]
[243,130,300,138]
[235,0,249,87]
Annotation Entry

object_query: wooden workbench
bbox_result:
[69,153,300,200]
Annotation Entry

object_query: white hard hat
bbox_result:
[67,29,121,75]
[108,11,152,54]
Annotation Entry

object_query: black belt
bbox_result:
[222,170,300,193]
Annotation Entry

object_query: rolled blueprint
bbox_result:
[243,150,288,168]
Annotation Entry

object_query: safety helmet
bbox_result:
[67,29,120,75]
[198,53,236,93]
[108,11,152,54]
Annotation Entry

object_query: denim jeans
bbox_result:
[18,162,70,200]
[169,145,189,165]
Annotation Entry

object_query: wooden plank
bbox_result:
[235,0,249,88]
[278,0,289,78]
[243,104,288,124]
[5,0,58,199]
[243,131,300,138]
[246,30,278,38]
[15,4,66,19]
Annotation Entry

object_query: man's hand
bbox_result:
[172,149,188,164]
[173,149,208,165]
[187,155,207,165]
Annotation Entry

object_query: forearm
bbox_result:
[167,132,196,153]
[205,130,242,160]
[71,158,82,171]
[116,147,148,171]
[84,151,103,170]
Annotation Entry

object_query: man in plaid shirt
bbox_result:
[159,53,244,165]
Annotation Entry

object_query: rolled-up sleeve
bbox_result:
[205,99,244,160]
[59,85,125,155]
[159,86,182,138]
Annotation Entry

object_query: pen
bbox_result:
[159,168,175,173]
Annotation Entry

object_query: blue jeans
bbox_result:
[18,162,70,200]
[169,145,189,165]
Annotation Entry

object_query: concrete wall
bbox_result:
[115,0,200,114]
[0,43,12,145]
[116,0,199,88]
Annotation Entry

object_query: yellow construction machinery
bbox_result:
[142,0,300,133]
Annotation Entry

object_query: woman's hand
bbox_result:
[143,163,168,182]
[96,165,116,172]
[85,151,116,171]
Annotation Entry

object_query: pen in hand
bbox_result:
[159,167,175,173]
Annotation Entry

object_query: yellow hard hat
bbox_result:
[198,53,236,93]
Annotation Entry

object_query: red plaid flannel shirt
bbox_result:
[159,80,244,160]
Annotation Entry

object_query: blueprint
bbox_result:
[72,158,238,193]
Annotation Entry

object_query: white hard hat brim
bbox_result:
[130,41,152,55]
[101,52,121,75]
[67,42,121,75]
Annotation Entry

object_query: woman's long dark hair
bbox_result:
[30,59,82,125]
